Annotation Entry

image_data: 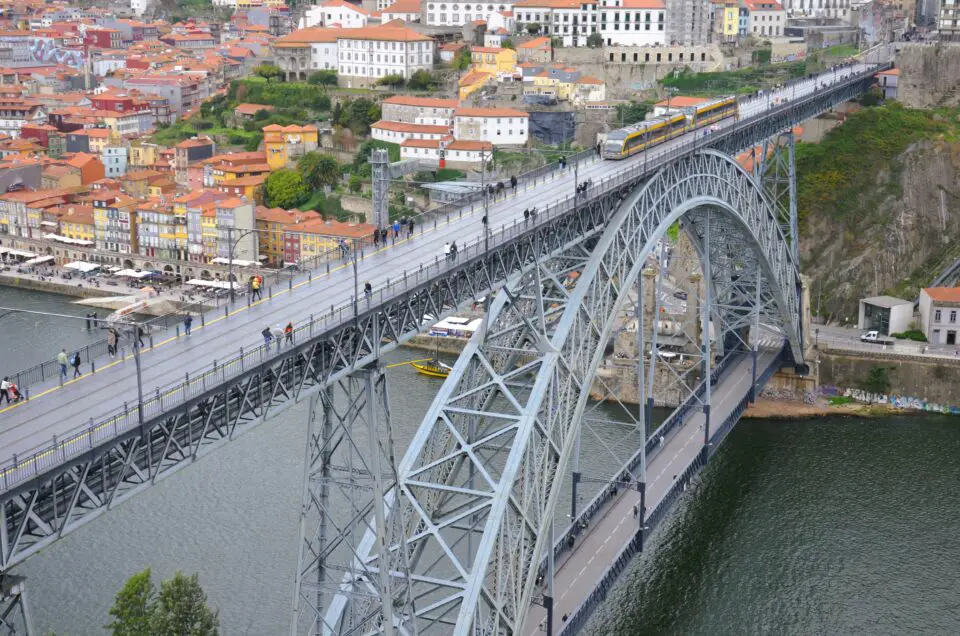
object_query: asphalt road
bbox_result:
[0,64,876,472]
[522,350,780,635]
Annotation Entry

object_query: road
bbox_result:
[0,64,876,470]
[813,323,960,359]
[523,350,779,635]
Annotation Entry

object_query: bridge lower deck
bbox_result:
[524,350,780,635]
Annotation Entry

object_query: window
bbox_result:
[935,309,942,322]
[952,310,957,323]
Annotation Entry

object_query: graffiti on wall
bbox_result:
[29,38,85,69]
[821,385,960,415]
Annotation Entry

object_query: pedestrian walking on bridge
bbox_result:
[183,313,193,336]
[57,348,68,381]
[262,326,273,349]
[71,351,82,378]
[284,322,294,345]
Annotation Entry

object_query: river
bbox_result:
[4,288,959,635]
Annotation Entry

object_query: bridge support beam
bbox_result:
[701,210,713,463]
[636,259,648,549]
[291,364,413,636]
[0,575,33,636]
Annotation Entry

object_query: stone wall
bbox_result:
[340,195,374,223]
[897,42,960,109]
[551,45,724,96]
[818,348,960,405]
[0,274,116,298]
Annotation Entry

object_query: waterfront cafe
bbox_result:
[0,247,39,263]
[64,261,102,274]
[113,269,156,280]
[185,278,238,290]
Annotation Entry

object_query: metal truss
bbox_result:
[292,366,417,636]
[334,149,802,635]
[0,575,31,636]
[2,67,870,588]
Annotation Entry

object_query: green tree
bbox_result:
[106,570,219,636]
[253,63,283,81]
[353,140,401,173]
[265,169,309,209]
[377,73,406,86]
[452,47,472,71]
[308,70,338,85]
[862,366,891,395]
[551,36,563,49]
[106,569,155,636]
[614,100,652,126]
[586,32,603,48]
[348,174,363,193]
[406,70,437,91]
[297,152,341,191]
[525,22,541,35]
[150,573,219,636]
[501,38,515,49]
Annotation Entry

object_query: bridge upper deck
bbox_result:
[0,64,880,493]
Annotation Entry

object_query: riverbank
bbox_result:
[743,397,947,419]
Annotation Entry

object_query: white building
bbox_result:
[918,288,960,345]
[371,121,451,144]
[381,0,423,22]
[781,0,849,19]
[424,0,517,27]
[130,0,150,17]
[514,0,597,46]
[382,96,458,126]
[858,295,914,336]
[270,27,341,79]
[599,0,667,46]
[742,0,785,37]
[0,101,47,139]
[514,0,665,47]
[337,26,435,87]
[453,107,529,147]
[400,138,493,167]
[301,0,371,28]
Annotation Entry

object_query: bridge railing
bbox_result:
[0,159,627,493]
[0,65,883,493]
[546,349,742,569]
[3,147,597,399]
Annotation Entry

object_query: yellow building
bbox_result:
[200,205,219,261]
[470,46,518,75]
[716,0,740,41]
[256,205,303,266]
[218,174,266,203]
[129,142,161,168]
[458,70,493,101]
[263,125,319,171]
[53,205,97,243]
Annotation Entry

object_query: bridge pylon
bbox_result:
[291,364,415,636]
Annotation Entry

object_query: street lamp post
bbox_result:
[225,225,259,304]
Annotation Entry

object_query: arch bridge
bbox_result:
[0,64,885,635]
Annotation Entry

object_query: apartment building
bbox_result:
[336,26,435,87]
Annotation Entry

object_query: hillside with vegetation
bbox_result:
[798,103,960,322]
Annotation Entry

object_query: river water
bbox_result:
[4,288,960,635]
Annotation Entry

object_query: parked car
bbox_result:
[860,330,894,345]
[673,291,688,300]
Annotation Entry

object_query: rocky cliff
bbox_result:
[798,105,960,323]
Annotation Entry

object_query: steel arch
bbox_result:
[336,150,802,635]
